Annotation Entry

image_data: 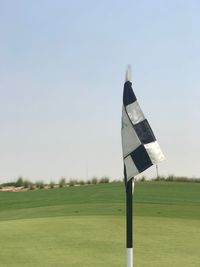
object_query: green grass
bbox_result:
[0,182,200,266]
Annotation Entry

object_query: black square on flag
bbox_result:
[130,145,152,173]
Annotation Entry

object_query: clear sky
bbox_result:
[0,0,199,182]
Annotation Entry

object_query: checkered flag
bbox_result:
[122,66,165,182]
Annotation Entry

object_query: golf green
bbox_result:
[0,182,199,266]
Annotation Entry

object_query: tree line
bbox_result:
[0,176,110,190]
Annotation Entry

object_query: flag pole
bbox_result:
[126,178,134,267]
[122,65,164,267]
[156,164,159,179]
[125,64,134,267]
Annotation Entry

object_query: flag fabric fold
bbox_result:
[122,67,165,182]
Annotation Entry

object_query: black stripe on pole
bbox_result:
[126,178,133,248]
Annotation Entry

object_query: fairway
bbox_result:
[0,182,200,266]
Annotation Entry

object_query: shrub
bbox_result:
[49,181,55,189]
[140,176,146,182]
[35,181,44,189]
[59,178,66,188]
[23,180,32,189]
[86,180,91,184]
[177,176,191,182]
[68,179,75,187]
[0,182,16,187]
[91,177,98,184]
[16,177,24,187]
[167,174,175,181]
[154,175,165,181]
[29,183,35,190]
[99,176,109,183]
[79,180,85,185]
[159,176,166,181]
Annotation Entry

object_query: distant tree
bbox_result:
[59,178,66,188]
[35,181,44,189]
[91,177,98,184]
[49,181,55,189]
[23,180,32,189]
[68,179,75,187]
[15,177,24,187]
[167,174,175,181]
[79,180,85,185]
[29,183,35,190]
[140,176,146,182]
[99,176,109,183]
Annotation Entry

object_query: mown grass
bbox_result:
[1,182,200,220]
[0,181,200,266]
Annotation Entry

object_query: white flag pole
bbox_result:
[156,164,159,179]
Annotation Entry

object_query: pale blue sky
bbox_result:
[0,0,199,182]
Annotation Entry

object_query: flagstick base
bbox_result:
[126,248,133,267]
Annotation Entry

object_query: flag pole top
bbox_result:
[125,65,132,82]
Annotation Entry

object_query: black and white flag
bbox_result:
[122,66,165,182]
